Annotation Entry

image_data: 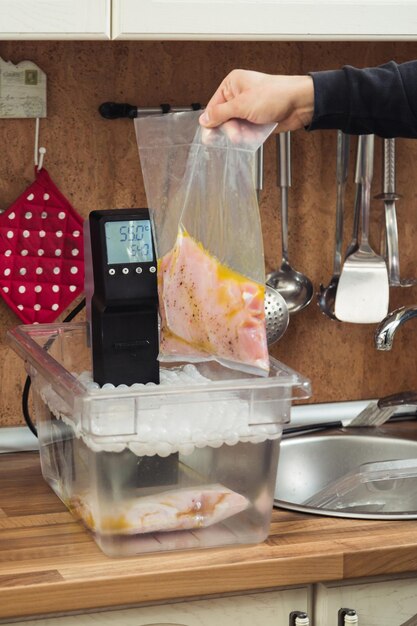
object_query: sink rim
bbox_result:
[274,430,417,520]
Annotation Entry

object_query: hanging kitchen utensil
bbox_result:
[317,130,350,320]
[266,132,313,314]
[344,139,362,260]
[334,134,389,323]
[265,284,289,346]
[0,166,84,324]
[375,138,417,287]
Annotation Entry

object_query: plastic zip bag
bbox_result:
[135,111,276,376]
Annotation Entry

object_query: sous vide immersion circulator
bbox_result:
[84,208,159,387]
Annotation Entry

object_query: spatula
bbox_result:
[335,135,389,323]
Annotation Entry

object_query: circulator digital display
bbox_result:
[104,219,154,264]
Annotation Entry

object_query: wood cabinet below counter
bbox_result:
[4,576,417,625]
[0,589,310,626]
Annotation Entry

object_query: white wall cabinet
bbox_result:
[0,588,310,626]
[112,0,417,41]
[0,0,110,40]
[315,575,417,626]
[1,0,417,41]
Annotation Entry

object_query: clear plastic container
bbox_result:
[304,458,417,515]
[7,322,310,557]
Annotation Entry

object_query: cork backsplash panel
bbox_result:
[1,40,417,426]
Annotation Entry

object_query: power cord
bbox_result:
[21,298,86,438]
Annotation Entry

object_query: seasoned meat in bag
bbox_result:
[158,228,269,373]
[70,484,249,535]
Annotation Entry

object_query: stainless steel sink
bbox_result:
[274,429,417,519]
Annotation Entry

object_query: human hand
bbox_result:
[199,69,314,131]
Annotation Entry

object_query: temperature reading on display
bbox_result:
[105,219,154,264]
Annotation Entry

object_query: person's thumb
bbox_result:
[199,98,242,128]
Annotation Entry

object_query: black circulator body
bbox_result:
[85,208,159,387]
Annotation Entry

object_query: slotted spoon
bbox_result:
[334,134,389,323]
[265,285,289,346]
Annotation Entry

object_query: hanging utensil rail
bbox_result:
[98,101,203,119]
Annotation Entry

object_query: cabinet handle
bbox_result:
[338,608,358,625]
[289,611,310,625]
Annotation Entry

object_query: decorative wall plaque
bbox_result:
[0,58,46,119]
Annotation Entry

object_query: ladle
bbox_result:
[266,132,313,313]
[317,130,350,320]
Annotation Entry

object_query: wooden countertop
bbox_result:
[1,425,417,620]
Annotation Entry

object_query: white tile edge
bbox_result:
[0,426,39,453]
[290,399,376,427]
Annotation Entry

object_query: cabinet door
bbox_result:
[2,588,310,626]
[0,0,110,40]
[113,0,417,40]
[315,576,417,626]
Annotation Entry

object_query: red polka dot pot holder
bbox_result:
[0,168,84,324]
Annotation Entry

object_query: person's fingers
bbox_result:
[200,78,240,127]
[200,97,244,128]
[274,119,291,133]
[205,80,230,109]
[200,119,241,146]
[200,69,253,127]
[204,70,243,111]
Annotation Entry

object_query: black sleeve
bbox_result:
[308,60,417,138]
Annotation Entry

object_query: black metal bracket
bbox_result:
[98,102,203,119]
[289,611,308,625]
[338,608,357,625]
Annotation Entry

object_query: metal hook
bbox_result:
[38,147,46,171]
[34,118,46,171]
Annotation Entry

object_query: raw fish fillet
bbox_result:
[70,484,249,535]
[158,229,269,374]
